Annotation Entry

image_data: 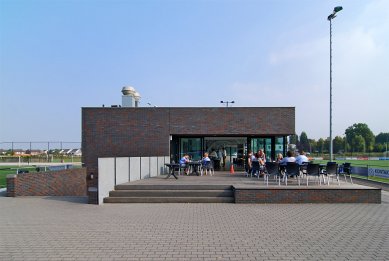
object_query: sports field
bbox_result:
[313,159,389,169]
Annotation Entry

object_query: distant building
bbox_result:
[25,150,46,156]
[69,149,82,156]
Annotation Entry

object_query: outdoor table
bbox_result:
[188,161,201,176]
[164,163,179,179]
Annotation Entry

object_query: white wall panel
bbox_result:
[115,157,129,185]
[129,157,141,182]
[141,157,150,179]
[150,157,158,177]
[98,158,115,205]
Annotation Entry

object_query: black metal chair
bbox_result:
[284,162,301,186]
[178,162,189,176]
[265,162,281,186]
[201,160,214,176]
[305,163,321,186]
[299,162,309,178]
[339,162,353,184]
[325,162,339,185]
[251,160,260,178]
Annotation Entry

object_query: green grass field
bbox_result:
[0,166,38,188]
[313,159,389,169]
[0,165,81,188]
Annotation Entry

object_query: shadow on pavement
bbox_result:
[41,196,89,204]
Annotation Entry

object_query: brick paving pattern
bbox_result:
[1,191,388,260]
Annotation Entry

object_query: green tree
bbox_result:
[374,143,384,152]
[317,138,325,154]
[333,136,345,154]
[375,132,389,144]
[345,123,375,152]
[289,134,299,146]
[308,139,316,153]
[352,135,365,152]
[323,137,330,153]
[299,131,309,152]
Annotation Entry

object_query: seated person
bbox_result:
[201,152,212,175]
[280,150,296,177]
[280,150,296,165]
[256,149,266,176]
[202,152,211,164]
[295,151,309,165]
[209,149,218,159]
[246,150,253,174]
[179,154,190,174]
[276,153,283,163]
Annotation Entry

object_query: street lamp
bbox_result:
[220,100,235,107]
[327,6,343,161]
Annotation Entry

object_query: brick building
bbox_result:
[82,106,295,191]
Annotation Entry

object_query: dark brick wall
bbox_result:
[169,107,294,135]
[234,188,381,203]
[7,168,87,197]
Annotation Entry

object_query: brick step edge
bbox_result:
[114,184,233,191]
[109,190,233,197]
[103,197,235,203]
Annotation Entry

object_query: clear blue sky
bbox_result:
[1,0,388,143]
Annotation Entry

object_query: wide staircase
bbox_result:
[104,184,235,203]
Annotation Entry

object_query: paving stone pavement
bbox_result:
[1,191,389,261]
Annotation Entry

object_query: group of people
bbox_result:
[246,149,309,177]
[276,150,309,165]
[180,149,310,176]
[246,149,267,177]
[179,152,214,175]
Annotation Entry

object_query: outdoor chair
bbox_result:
[201,160,214,176]
[284,162,301,186]
[178,162,189,176]
[299,162,309,178]
[265,162,281,186]
[305,163,321,186]
[251,161,260,178]
[324,162,339,185]
[339,162,353,184]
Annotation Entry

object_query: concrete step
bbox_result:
[103,196,235,203]
[109,190,233,198]
[114,184,232,191]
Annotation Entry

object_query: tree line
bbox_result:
[291,123,389,154]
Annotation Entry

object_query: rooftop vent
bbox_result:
[122,86,141,107]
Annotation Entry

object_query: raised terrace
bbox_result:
[103,171,381,204]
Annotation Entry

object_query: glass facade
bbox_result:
[179,138,202,160]
[174,136,287,170]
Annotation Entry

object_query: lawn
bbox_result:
[312,159,389,183]
[0,166,38,188]
[313,159,389,169]
[0,165,81,188]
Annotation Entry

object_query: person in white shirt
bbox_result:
[295,151,309,165]
[280,151,296,165]
[209,149,218,158]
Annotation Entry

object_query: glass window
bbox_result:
[275,137,285,157]
[180,138,202,160]
[251,138,272,161]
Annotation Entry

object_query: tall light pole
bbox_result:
[220,100,235,107]
[327,6,343,161]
